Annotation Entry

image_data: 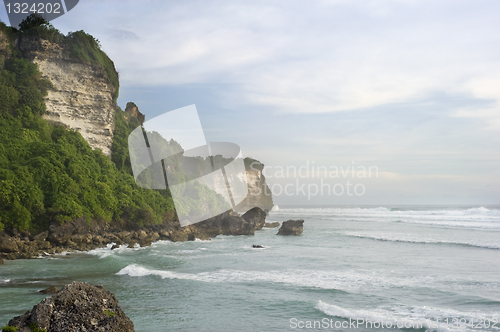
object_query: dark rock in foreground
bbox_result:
[277,219,304,236]
[264,222,280,228]
[252,245,264,248]
[8,281,134,332]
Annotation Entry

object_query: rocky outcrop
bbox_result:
[195,210,262,237]
[0,232,19,253]
[7,281,134,332]
[264,222,280,228]
[277,219,304,236]
[235,158,274,214]
[242,207,267,230]
[17,35,118,156]
[124,102,145,126]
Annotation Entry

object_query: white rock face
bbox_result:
[234,160,274,213]
[21,38,117,156]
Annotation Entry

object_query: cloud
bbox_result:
[48,0,500,117]
[2,0,499,203]
[3,0,500,117]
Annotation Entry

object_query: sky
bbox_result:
[2,0,499,205]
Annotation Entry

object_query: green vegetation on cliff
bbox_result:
[3,15,119,102]
[0,18,270,235]
[65,30,119,102]
[0,34,175,233]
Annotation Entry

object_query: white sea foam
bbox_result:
[193,238,211,243]
[116,264,182,279]
[342,232,500,250]
[273,206,500,218]
[396,219,500,230]
[271,206,500,230]
[316,300,500,332]
[87,243,145,258]
[271,207,391,216]
[0,279,10,284]
[116,265,499,293]
[464,207,500,216]
[177,248,209,253]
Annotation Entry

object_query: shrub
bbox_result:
[19,14,48,31]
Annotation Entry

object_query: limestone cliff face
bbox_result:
[18,36,118,156]
[235,158,274,213]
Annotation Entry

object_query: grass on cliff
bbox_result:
[65,30,119,102]
[6,20,120,103]
[0,50,175,234]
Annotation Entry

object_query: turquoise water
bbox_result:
[1,206,500,331]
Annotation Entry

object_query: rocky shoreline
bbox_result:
[0,207,269,261]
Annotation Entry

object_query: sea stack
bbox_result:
[277,219,304,236]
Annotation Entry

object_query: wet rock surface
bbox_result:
[7,281,135,332]
[242,207,267,230]
[0,209,272,260]
[277,219,304,236]
[39,286,59,295]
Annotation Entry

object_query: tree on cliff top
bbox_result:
[19,14,49,31]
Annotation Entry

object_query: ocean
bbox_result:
[1,205,500,331]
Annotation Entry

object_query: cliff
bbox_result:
[10,27,273,210]
[17,31,118,156]
[236,158,274,213]
[0,22,274,259]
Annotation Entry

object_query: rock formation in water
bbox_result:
[277,219,304,236]
[264,222,280,228]
[6,281,135,332]
[195,208,266,237]
[241,207,267,230]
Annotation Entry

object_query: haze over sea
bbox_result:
[1,205,500,332]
